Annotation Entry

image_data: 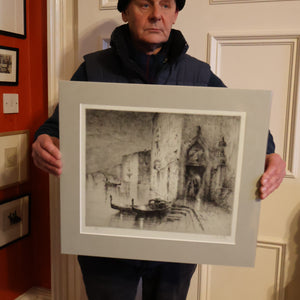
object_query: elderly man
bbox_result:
[32,0,286,299]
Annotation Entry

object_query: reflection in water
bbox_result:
[109,204,202,233]
[86,187,232,236]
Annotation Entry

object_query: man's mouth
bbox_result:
[146,28,162,32]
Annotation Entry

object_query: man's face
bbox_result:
[122,0,178,54]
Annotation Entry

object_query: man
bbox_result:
[32,0,286,299]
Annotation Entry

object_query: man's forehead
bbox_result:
[118,0,185,12]
[132,0,176,4]
[139,0,175,2]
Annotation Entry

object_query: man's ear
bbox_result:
[122,11,128,22]
[173,10,179,24]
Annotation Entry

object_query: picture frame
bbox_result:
[0,46,19,86]
[59,81,272,267]
[99,0,117,10]
[0,0,26,39]
[0,130,30,190]
[0,194,30,249]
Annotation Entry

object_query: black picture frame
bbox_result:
[0,195,30,249]
[0,0,26,39]
[0,46,19,86]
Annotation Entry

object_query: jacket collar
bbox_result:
[110,24,189,65]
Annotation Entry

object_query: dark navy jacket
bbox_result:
[35,24,275,154]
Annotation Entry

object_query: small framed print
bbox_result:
[59,81,272,267]
[0,195,30,248]
[0,130,29,190]
[99,0,117,10]
[0,0,26,39]
[0,46,19,86]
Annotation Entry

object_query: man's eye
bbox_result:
[160,1,171,9]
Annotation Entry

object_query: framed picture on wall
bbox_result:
[0,195,30,249]
[0,0,26,38]
[0,46,19,86]
[99,0,117,10]
[0,130,30,190]
[59,80,272,267]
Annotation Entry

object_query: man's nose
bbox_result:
[149,5,162,21]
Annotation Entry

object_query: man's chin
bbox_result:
[142,37,168,47]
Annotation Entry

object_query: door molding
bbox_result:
[199,241,286,300]
[47,0,84,299]
[207,32,300,178]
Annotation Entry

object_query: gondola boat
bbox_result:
[110,195,134,213]
[132,198,172,217]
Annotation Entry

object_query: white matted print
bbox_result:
[82,106,244,243]
[0,130,29,189]
[0,0,26,38]
[59,81,272,267]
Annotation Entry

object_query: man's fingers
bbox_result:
[33,149,62,173]
[259,153,286,199]
[260,177,282,199]
[33,153,62,176]
[39,136,61,160]
[34,143,62,169]
[32,134,62,176]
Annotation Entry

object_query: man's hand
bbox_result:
[259,153,286,199]
[32,134,62,176]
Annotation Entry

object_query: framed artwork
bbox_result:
[0,46,19,86]
[0,195,30,248]
[0,0,26,38]
[0,130,30,190]
[59,81,272,267]
[99,0,117,10]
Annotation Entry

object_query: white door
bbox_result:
[179,2,300,300]
[48,0,300,299]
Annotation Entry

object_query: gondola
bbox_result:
[132,198,172,217]
[110,195,134,213]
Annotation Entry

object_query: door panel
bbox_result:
[177,2,300,300]
[199,241,286,300]
[208,34,299,177]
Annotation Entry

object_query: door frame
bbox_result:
[47,0,84,299]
